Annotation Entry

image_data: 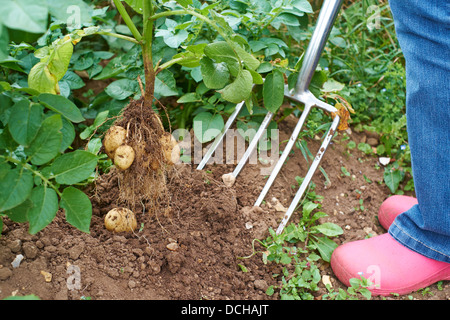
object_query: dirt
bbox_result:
[1,113,449,301]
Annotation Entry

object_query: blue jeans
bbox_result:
[388,0,450,263]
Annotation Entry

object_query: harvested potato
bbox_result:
[222,173,236,187]
[104,126,127,159]
[160,133,180,165]
[114,145,135,170]
[104,208,137,233]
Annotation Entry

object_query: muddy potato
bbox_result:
[104,126,127,159]
[222,173,236,187]
[160,133,180,165]
[104,208,137,232]
[114,145,135,170]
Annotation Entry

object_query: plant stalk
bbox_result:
[142,0,156,105]
[0,155,63,197]
[96,31,141,44]
[112,0,142,41]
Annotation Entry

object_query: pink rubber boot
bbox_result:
[331,233,450,296]
[378,195,418,230]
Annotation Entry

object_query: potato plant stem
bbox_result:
[156,56,196,73]
[96,31,141,44]
[112,0,142,42]
[142,0,156,103]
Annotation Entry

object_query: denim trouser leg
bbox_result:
[387,0,450,263]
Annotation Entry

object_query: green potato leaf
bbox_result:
[204,41,240,77]
[219,69,253,104]
[24,114,63,166]
[48,41,73,80]
[193,111,224,143]
[27,186,59,234]
[263,69,285,113]
[28,62,59,94]
[60,186,92,233]
[200,57,230,90]
[8,100,43,146]
[38,93,85,123]
[51,150,98,185]
[0,167,33,211]
[0,0,48,33]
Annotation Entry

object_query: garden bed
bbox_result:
[1,114,448,300]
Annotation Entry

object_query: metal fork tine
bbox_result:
[197,101,245,170]
[230,111,274,178]
[254,90,340,208]
[276,114,340,235]
[254,96,311,207]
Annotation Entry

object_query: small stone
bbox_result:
[7,240,22,253]
[322,275,333,288]
[11,254,24,268]
[363,227,377,237]
[68,244,85,260]
[166,242,179,251]
[128,280,136,289]
[40,270,52,282]
[367,137,378,146]
[379,157,390,166]
[272,198,287,212]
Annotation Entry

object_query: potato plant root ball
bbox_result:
[103,98,178,214]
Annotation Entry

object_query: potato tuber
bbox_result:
[160,133,180,165]
[104,126,127,159]
[114,145,135,170]
[104,208,137,233]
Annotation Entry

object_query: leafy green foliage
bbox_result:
[0,0,49,34]
[0,86,98,234]
[255,194,343,299]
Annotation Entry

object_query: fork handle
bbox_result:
[295,0,343,94]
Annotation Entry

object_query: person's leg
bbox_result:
[387,0,450,263]
[331,0,450,295]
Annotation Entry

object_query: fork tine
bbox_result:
[230,111,274,178]
[196,100,245,170]
[255,91,340,207]
[276,114,340,235]
[255,92,312,207]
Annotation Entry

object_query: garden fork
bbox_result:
[197,0,343,235]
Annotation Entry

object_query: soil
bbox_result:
[1,112,448,301]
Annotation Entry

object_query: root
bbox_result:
[111,97,172,215]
